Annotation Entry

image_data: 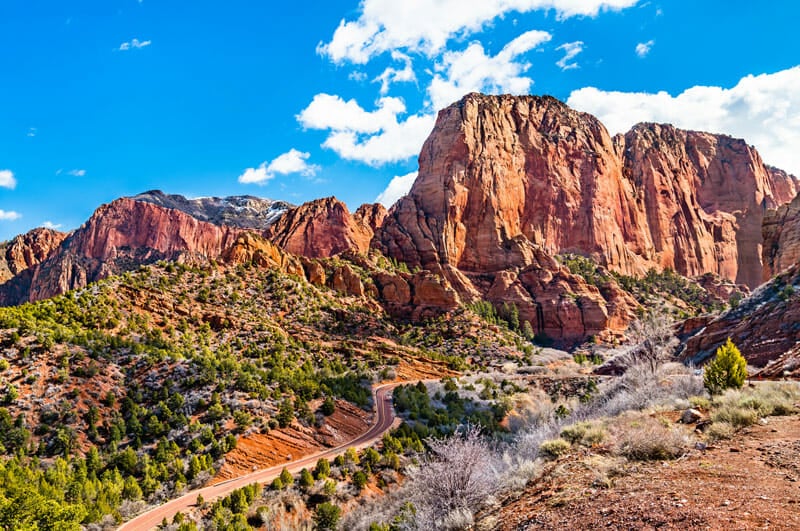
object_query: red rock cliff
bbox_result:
[267,197,374,258]
[2,227,67,279]
[9,198,243,303]
[377,94,795,288]
[762,184,800,281]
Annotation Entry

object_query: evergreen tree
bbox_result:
[704,338,748,394]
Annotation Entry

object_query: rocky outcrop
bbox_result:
[0,227,67,282]
[378,94,794,287]
[681,263,800,369]
[267,197,374,258]
[762,190,800,281]
[766,167,799,209]
[221,232,304,277]
[131,190,291,229]
[354,203,387,234]
[0,198,244,304]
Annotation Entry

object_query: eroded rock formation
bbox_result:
[378,94,795,287]
[267,197,374,258]
[1,198,243,304]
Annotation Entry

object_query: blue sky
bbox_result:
[1,0,799,240]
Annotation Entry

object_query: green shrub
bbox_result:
[560,421,606,446]
[539,438,571,458]
[314,502,341,530]
[704,338,747,395]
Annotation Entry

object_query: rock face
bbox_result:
[267,197,374,258]
[0,198,244,304]
[378,94,795,289]
[762,188,800,281]
[221,232,304,277]
[354,203,388,234]
[681,262,800,371]
[619,124,795,288]
[131,190,292,229]
[1,227,67,280]
[375,93,797,342]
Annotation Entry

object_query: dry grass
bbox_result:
[539,438,572,458]
[560,421,606,447]
[611,412,689,461]
[711,383,800,429]
[705,421,735,441]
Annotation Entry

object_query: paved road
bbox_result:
[118,381,407,530]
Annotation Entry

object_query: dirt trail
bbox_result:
[118,381,417,530]
[496,415,800,530]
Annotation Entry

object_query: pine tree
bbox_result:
[704,338,747,394]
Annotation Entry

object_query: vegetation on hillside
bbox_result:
[558,253,727,317]
[0,255,525,527]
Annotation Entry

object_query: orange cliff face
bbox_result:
[2,227,67,280]
[266,197,376,258]
[374,93,797,342]
[377,94,795,287]
[1,198,244,305]
[762,185,800,282]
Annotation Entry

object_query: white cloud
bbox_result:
[555,41,584,70]
[0,170,16,189]
[376,172,418,207]
[635,39,654,57]
[349,71,368,82]
[298,94,436,165]
[238,149,320,184]
[319,0,639,64]
[42,221,63,230]
[26,127,36,138]
[323,113,436,165]
[297,94,407,134]
[68,169,86,177]
[118,38,151,51]
[566,65,800,176]
[0,211,21,221]
[374,51,417,94]
[428,30,551,110]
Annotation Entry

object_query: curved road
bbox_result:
[118,381,408,530]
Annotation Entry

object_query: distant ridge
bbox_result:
[131,189,293,229]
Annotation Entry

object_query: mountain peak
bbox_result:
[130,190,293,229]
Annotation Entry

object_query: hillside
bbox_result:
[0,244,531,527]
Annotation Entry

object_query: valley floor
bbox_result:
[495,412,800,530]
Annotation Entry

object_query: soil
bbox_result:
[210,398,371,484]
[493,414,800,530]
[393,357,459,381]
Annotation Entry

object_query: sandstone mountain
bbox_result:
[0,198,245,305]
[375,93,797,342]
[1,93,798,346]
[266,197,377,258]
[377,93,795,288]
[131,189,292,229]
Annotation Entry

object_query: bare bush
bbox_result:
[404,425,502,530]
[611,413,689,461]
[624,310,679,374]
[505,389,557,432]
